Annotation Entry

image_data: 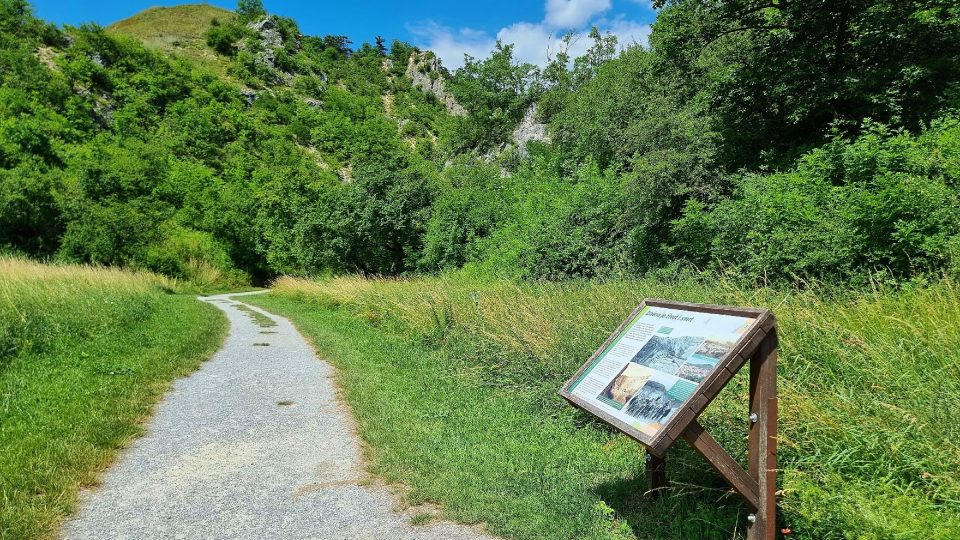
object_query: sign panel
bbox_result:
[561,300,765,451]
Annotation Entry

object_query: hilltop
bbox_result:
[107,4,233,46]
[106,4,234,76]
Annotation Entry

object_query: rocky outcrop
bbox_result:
[247,16,283,71]
[74,83,115,125]
[405,52,465,117]
[240,88,258,105]
[93,92,116,125]
[512,103,550,157]
[243,16,302,83]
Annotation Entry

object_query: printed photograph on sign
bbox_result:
[677,339,731,383]
[622,371,694,435]
[631,333,704,375]
[598,364,652,410]
[565,305,755,440]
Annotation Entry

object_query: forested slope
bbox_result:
[2,0,960,287]
[0,0,453,285]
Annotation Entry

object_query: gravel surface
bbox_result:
[61,292,496,540]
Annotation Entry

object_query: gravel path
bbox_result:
[61,292,496,540]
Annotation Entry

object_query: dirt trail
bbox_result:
[61,292,495,540]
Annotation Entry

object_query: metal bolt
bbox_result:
[645,453,652,462]
[747,513,757,524]
[749,412,759,423]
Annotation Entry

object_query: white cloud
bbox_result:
[407,22,496,70]
[605,18,652,48]
[409,2,650,70]
[545,0,612,29]
[496,22,557,67]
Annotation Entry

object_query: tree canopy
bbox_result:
[1,0,959,288]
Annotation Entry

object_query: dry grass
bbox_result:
[0,258,180,361]
[268,273,960,538]
[0,257,227,539]
[106,4,236,80]
[0,256,175,290]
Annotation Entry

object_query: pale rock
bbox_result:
[512,103,550,157]
[405,52,466,117]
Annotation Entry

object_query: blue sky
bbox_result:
[30,1,658,68]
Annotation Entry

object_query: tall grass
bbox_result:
[0,258,178,364]
[267,274,960,538]
[0,257,227,539]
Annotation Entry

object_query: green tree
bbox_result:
[447,42,541,152]
[236,0,266,21]
[654,0,960,169]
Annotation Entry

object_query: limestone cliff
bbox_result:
[512,103,550,157]
[405,52,466,117]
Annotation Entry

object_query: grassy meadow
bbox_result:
[106,4,236,79]
[246,275,960,540]
[0,258,228,539]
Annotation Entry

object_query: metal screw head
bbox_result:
[747,513,757,524]
[749,412,759,423]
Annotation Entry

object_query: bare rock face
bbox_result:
[93,92,116,125]
[248,17,283,58]
[246,16,295,82]
[405,52,466,117]
[512,103,550,156]
[240,88,258,106]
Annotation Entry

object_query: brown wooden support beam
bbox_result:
[747,330,778,540]
[681,421,759,511]
[645,451,667,498]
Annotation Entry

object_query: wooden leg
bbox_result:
[646,451,667,497]
[747,331,778,540]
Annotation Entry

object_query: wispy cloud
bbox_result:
[545,0,612,28]
[408,1,651,70]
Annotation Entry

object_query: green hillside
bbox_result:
[106,4,234,77]
[0,0,455,286]
[3,0,959,288]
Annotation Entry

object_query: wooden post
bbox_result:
[747,329,778,540]
[645,451,667,497]
[680,328,778,539]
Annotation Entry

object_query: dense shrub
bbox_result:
[3,0,960,288]
[204,22,245,56]
[672,119,960,283]
[419,159,505,270]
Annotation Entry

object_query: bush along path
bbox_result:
[60,292,496,540]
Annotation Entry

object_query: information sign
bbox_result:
[564,304,755,444]
[560,299,779,540]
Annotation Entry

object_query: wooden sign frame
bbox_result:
[559,299,778,540]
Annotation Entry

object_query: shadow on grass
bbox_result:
[591,443,750,539]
